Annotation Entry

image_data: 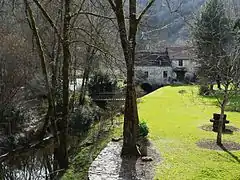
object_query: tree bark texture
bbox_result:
[79,46,95,105]
[217,105,225,145]
[217,93,228,145]
[112,0,140,156]
[56,0,71,170]
[24,0,58,141]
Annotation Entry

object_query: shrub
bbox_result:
[225,98,240,112]
[0,105,24,134]
[70,104,101,134]
[199,85,210,96]
[139,121,149,137]
[88,71,119,96]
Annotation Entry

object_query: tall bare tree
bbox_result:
[107,0,155,155]
[23,0,72,171]
[23,0,121,171]
[0,28,35,132]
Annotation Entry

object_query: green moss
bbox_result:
[62,119,122,180]
[138,86,240,180]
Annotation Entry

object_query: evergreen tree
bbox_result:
[193,0,231,90]
[192,0,240,145]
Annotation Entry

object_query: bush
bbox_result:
[225,98,240,112]
[88,71,119,95]
[0,105,24,134]
[139,121,149,137]
[199,85,210,96]
[70,104,101,134]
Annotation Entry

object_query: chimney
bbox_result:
[165,47,169,55]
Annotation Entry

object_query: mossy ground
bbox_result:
[62,119,121,180]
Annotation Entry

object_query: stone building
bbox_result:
[135,49,172,89]
[135,47,196,89]
[168,46,197,82]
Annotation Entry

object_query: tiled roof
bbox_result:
[135,47,195,66]
[135,51,171,66]
[167,46,194,59]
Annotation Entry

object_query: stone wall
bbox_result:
[135,66,173,86]
[171,59,197,73]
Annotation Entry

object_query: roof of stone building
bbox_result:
[135,50,171,67]
[135,47,195,66]
[167,46,194,60]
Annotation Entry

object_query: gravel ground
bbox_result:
[88,140,161,180]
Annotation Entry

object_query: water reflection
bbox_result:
[0,143,56,180]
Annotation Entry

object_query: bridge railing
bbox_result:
[90,91,125,100]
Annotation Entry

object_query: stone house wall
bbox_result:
[171,58,197,73]
[135,66,173,86]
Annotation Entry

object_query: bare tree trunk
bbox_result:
[217,105,225,145]
[82,72,90,104]
[69,43,77,112]
[122,63,140,155]
[210,84,214,91]
[217,80,221,90]
[50,35,62,178]
[70,51,77,112]
[107,0,155,156]
[0,58,4,121]
[109,0,139,156]
[56,0,71,171]
[79,45,91,106]
[121,0,140,156]
[39,106,51,139]
[217,91,228,145]
[44,155,54,180]
[217,75,221,90]
[79,46,96,105]
[29,0,71,171]
[0,164,3,180]
[79,69,87,105]
[24,0,58,141]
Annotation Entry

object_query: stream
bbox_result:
[0,136,55,180]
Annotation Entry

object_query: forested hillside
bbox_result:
[137,0,239,48]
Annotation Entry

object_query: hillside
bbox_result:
[137,0,240,48]
[137,0,205,48]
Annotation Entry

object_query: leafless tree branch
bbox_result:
[137,0,156,24]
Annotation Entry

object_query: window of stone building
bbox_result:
[163,71,168,78]
[179,59,183,66]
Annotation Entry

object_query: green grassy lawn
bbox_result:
[138,85,240,180]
